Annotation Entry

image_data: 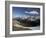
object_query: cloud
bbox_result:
[25,11,39,14]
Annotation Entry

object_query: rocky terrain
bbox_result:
[12,16,40,31]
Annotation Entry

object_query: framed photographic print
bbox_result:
[5,1,45,37]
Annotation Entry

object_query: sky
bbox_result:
[12,7,40,18]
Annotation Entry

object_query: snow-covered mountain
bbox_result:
[14,15,40,21]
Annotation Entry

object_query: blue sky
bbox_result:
[12,7,40,18]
